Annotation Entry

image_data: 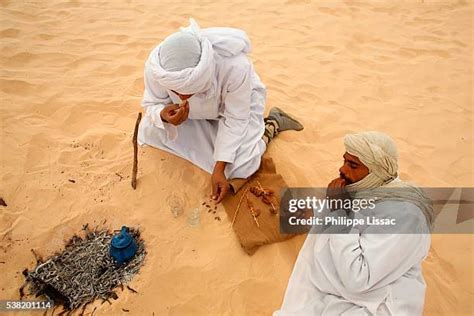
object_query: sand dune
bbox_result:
[0,0,472,315]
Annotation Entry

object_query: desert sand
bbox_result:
[0,0,472,315]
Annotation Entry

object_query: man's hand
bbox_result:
[160,101,189,126]
[212,162,229,204]
[326,177,349,211]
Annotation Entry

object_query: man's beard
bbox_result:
[339,173,352,185]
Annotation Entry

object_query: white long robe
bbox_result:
[138,47,267,179]
[275,201,431,316]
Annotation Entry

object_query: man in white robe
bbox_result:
[138,19,303,203]
[275,131,434,316]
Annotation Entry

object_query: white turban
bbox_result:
[344,131,399,192]
[148,18,251,96]
[159,31,202,72]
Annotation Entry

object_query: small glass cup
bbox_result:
[187,208,200,227]
[167,193,185,218]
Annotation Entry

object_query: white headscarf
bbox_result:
[148,18,251,96]
[159,31,202,72]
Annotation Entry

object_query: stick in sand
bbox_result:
[131,112,142,190]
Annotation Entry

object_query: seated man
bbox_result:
[275,131,434,316]
[138,19,303,203]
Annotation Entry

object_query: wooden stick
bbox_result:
[245,195,260,228]
[253,214,260,228]
[131,112,142,190]
[269,197,277,213]
[232,187,248,227]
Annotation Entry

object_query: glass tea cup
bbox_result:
[166,193,185,218]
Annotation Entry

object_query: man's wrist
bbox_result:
[214,161,227,173]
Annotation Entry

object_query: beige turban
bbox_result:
[344,131,399,192]
[343,131,435,230]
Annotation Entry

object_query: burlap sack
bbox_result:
[223,157,297,255]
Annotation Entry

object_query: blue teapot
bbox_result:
[110,226,138,265]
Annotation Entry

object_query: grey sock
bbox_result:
[262,119,279,145]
